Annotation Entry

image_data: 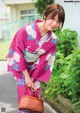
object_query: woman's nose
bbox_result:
[53,21,57,26]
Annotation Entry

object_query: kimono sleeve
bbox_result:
[29,44,57,83]
[7,27,27,72]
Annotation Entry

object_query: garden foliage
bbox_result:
[42,29,80,113]
[35,0,54,15]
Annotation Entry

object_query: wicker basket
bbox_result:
[19,87,44,113]
[19,95,43,113]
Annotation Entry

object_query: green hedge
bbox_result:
[42,29,80,113]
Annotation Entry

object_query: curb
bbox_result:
[44,102,57,113]
[45,99,66,113]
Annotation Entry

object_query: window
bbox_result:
[20,9,35,26]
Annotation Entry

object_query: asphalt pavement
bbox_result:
[0,61,57,113]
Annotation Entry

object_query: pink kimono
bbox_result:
[6,20,58,113]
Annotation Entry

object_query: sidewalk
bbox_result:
[0,61,8,75]
[0,61,57,113]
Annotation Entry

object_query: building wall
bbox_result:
[10,4,35,22]
[9,3,36,38]
[0,19,10,24]
[55,0,80,36]
[3,0,36,5]
[15,3,35,20]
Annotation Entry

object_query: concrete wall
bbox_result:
[55,0,80,36]
[10,3,35,21]
[9,3,36,38]
[3,0,36,5]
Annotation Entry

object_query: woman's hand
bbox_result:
[25,75,37,92]
[22,69,37,92]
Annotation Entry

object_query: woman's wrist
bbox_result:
[22,69,30,78]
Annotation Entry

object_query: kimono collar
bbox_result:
[34,19,52,39]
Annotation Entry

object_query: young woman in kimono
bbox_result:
[7,3,65,113]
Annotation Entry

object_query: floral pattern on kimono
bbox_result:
[7,20,58,82]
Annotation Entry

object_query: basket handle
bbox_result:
[25,85,39,97]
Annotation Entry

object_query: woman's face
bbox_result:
[44,14,61,31]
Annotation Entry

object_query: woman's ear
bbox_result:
[43,16,46,20]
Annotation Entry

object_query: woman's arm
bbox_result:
[22,69,37,91]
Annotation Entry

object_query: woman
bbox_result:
[7,3,65,113]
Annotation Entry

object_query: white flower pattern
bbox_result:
[37,49,45,55]
[13,52,20,62]
[46,54,55,71]
[7,58,14,66]
[39,34,48,47]
[7,52,20,66]
[26,25,36,38]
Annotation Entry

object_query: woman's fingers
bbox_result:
[31,83,37,92]
[31,77,34,81]
[32,84,37,92]
[25,77,37,92]
[27,83,32,87]
[27,82,37,92]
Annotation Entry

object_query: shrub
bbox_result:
[42,29,80,112]
[57,29,78,57]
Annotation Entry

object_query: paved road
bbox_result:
[0,61,57,113]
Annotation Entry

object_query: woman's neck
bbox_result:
[37,21,48,37]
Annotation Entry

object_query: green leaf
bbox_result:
[69,91,73,95]
[35,0,54,15]
[60,73,69,79]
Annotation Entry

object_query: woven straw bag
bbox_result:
[19,87,44,113]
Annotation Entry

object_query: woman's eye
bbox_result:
[58,20,61,24]
[52,18,55,20]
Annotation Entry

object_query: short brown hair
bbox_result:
[43,4,65,28]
